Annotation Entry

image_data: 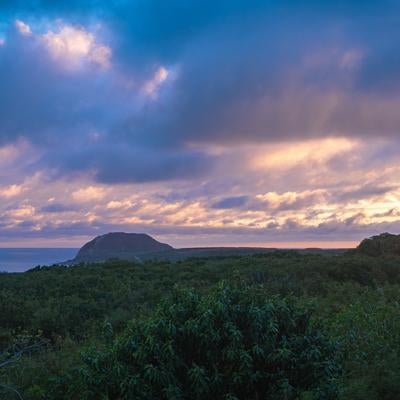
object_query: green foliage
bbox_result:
[66,284,340,400]
[1,252,400,399]
[328,287,400,400]
[1,338,81,400]
[355,232,400,257]
[0,331,49,400]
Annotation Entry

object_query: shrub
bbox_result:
[328,288,400,400]
[73,284,340,400]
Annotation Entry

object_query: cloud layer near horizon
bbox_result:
[1,1,400,246]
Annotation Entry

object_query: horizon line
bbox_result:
[0,242,358,250]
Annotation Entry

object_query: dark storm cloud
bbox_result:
[0,28,125,145]
[46,144,215,183]
[212,196,249,210]
[102,0,400,147]
[40,203,78,213]
[335,185,395,203]
[2,0,400,184]
[211,192,327,213]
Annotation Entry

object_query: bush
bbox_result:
[71,284,340,400]
[328,287,400,400]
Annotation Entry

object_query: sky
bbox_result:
[1,1,400,248]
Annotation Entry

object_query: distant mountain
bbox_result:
[69,232,347,265]
[73,232,173,263]
[356,232,400,256]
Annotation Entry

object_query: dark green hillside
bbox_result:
[1,251,400,399]
[355,232,400,257]
[73,232,173,263]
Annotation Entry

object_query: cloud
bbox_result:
[0,184,24,198]
[142,66,170,97]
[40,203,77,213]
[250,138,357,171]
[106,200,133,210]
[15,19,31,36]
[0,25,118,145]
[5,204,36,219]
[255,191,328,212]
[72,186,106,202]
[212,196,249,209]
[50,144,215,183]
[1,2,400,245]
[41,23,111,69]
[2,4,400,171]
[335,185,395,203]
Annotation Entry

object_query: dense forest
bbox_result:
[1,251,400,399]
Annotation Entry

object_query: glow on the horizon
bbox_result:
[0,237,359,249]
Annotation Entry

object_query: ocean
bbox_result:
[0,248,78,273]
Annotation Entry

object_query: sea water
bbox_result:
[0,248,78,273]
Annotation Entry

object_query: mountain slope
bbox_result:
[74,232,173,262]
[356,232,400,256]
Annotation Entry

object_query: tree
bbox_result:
[74,284,340,400]
[0,334,46,399]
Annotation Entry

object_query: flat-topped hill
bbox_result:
[74,232,173,263]
[70,232,347,264]
[356,232,400,256]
